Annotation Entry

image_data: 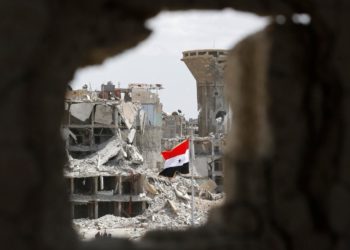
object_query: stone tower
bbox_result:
[182,49,228,136]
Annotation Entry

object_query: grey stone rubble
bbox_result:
[65,135,146,178]
[72,171,224,240]
[63,90,224,240]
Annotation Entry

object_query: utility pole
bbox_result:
[190,136,195,226]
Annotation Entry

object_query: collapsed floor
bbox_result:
[72,174,224,240]
[65,125,224,240]
[63,88,224,240]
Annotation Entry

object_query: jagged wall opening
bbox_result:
[2,1,349,249]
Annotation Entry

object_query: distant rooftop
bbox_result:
[182,49,228,59]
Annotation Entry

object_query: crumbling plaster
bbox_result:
[1,0,350,250]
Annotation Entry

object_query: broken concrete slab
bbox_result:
[139,109,145,133]
[117,101,140,129]
[127,128,136,144]
[199,179,217,193]
[95,104,113,125]
[70,103,94,122]
[68,136,123,172]
[143,178,158,195]
[166,199,178,215]
[126,144,143,164]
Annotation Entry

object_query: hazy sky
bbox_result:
[71,9,267,119]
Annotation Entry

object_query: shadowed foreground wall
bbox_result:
[1,0,350,249]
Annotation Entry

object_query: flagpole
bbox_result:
[190,135,195,226]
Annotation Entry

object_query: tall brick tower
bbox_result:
[182,49,228,136]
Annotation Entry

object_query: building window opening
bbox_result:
[73,177,93,194]
[73,204,89,219]
[121,202,147,217]
[98,176,116,193]
[98,202,115,217]
[94,128,114,144]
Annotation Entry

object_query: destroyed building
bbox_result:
[162,111,187,138]
[180,50,228,190]
[181,49,229,136]
[128,83,163,171]
[63,86,152,219]
[161,136,224,193]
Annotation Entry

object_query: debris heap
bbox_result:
[73,174,224,240]
[63,86,224,240]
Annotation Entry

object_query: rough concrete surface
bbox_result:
[1,0,350,250]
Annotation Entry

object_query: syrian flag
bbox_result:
[159,139,190,177]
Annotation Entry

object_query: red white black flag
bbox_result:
[159,139,190,177]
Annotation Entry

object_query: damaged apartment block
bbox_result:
[63,84,150,219]
[180,49,228,190]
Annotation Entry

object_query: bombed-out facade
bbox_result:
[63,83,162,219]
[181,49,228,190]
[63,71,226,221]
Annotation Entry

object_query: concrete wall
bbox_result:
[2,1,350,250]
[182,50,228,136]
[137,126,162,170]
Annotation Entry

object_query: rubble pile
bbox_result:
[65,135,147,178]
[73,174,224,240]
[63,86,224,240]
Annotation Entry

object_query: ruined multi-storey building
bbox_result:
[161,136,224,193]
[182,49,229,137]
[128,83,163,172]
[63,83,163,219]
[162,111,187,139]
[181,49,228,190]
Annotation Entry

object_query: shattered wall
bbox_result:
[182,49,228,136]
[2,1,350,250]
[137,126,162,171]
[130,85,163,170]
[162,113,186,138]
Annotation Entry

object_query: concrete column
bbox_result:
[93,177,98,194]
[94,201,98,219]
[142,201,146,212]
[70,178,74,194]
[88,202,93,219]
[118,175,122,216]
[118,202,122,217]
[114,202,118,216]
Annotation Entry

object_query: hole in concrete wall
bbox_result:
[67,9,267,239]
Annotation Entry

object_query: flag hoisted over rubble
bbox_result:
[159,139,190,177]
